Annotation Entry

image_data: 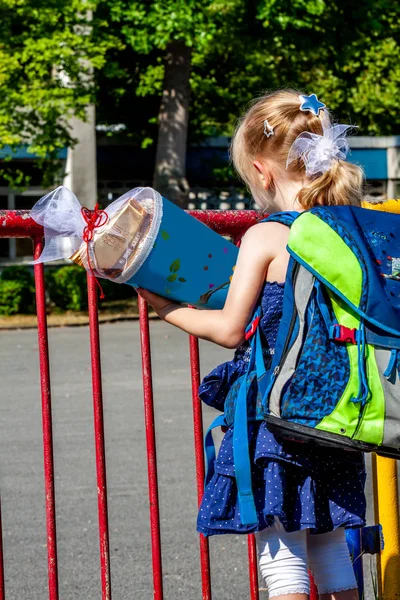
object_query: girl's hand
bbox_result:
[136,288,179,320]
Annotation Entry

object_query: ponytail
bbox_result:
[298,161,364,209]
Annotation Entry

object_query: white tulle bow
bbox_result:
[31,186,87,264]
[286,122,355,177]
[31,185,138,265]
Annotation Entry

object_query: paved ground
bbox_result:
[0,321,379,599]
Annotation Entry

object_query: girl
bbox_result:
[138,89,366,600]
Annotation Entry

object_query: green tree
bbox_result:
[189,0,400,138]
[96,0,399,202]
[97,0,228,205]
[1,0,398,195]
[0,0,114,187]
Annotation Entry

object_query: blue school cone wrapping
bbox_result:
[123,189,238,309]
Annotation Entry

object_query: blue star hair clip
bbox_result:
[299,93,326,116]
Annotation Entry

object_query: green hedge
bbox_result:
[46,266,88,311]
[0,264,135,314]
[94,275,134,301]
[0,280,30,315]
[46,265,134,311]
[0,266,35,315]
[1,265,34,286]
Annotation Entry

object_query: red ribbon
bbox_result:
[81,203,109,299]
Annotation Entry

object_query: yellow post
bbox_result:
[372,453,400,599]
[368,200,400,597]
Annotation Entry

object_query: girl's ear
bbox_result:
[253,160,272,190]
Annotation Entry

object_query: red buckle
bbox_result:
[332,325,357,344]
[245,316,261,340]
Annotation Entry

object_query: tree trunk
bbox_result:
[153,41,192,207]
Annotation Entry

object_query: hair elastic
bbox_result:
[286,120,355,177]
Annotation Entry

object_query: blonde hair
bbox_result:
[231,89,364,209]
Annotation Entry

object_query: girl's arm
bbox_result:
[138,222,288,348]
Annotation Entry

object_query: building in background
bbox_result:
[97,135,400,205]
[1,124,399,262]
[349,137,400,201]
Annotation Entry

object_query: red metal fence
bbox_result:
[0,209,275,600]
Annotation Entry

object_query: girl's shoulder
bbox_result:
[241,220,290,256]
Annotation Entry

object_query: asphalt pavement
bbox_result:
[0,321,378,599]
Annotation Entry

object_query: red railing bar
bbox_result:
[247,535,259,600]
[0,496,5,600]
[138,296,164,600]
[188,335,212,600]
[33,237,59,600]
[0,210,42,237]
[188,210,260,235]
[87,273,112,600]
[0,209,261,239]
[310,573,318,599]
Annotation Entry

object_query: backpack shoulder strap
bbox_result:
[261,211,299,228]
[203,307,265,526]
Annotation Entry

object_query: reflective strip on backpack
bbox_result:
[269,267,314,417]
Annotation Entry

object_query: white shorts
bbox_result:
[256,521,358,598]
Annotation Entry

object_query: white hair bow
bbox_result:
[286,120,355,177]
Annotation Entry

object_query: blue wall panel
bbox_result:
[348,148,387,180]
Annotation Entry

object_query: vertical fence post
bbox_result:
[87,274,112,600]
[247,535,259,600]
[138,297,164,600]
[189,335,212,600]
[309,574,318,600]
[33,237,59,600]
[372,453,400,600]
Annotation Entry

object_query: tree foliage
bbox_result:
[0,0,115,186]
[1,0,399,190]
[188,0,400,137]
[97,0,399,137]
[95,0,231,202]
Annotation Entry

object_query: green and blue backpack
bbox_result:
[202,205,400,526]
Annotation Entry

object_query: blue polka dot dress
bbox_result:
[197,282,366,537]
